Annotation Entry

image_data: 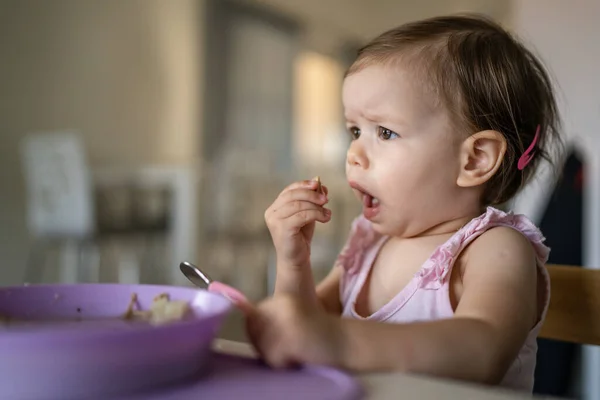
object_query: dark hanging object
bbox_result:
[533,149,583,396]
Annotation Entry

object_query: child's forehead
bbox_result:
[342,64,436,120]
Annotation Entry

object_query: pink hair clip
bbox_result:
[517,124,540,170]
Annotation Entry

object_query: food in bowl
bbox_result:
[123,293,191,325]
[0,292,190,329]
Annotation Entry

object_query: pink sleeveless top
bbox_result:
[337,206,551,392]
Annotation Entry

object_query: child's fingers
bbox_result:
[277,187,327,207]
[273,201,331,221]
[280,179,319,195]
[273,179,328,208]
[245,308,264,345]
[283,208,331,230]
[265,179,330,229]
[208,282,255,315]
[266,190,327,223]
[245,306,277,363]
[245,302,295,369]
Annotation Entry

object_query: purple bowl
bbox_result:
[0,284,232,400]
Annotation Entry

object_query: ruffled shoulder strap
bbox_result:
[464,206,550,263]
[334,215,382,276]
[417,206,550,289]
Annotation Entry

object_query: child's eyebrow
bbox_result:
[364,110,407,127]
[344,108,407,126]
[343,108,359,121]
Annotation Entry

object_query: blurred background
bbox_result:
[0,0,599,398]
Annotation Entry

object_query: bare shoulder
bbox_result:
[446,226,543,382]
[456,225,539,328]
[464,225,538,272]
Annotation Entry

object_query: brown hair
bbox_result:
[347,14,562,205]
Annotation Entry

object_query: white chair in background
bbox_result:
[20,132,98,283]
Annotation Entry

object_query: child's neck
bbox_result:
[418,215,474,237]
[409,207,484,238]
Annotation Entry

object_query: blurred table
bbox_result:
[212,339,557,400]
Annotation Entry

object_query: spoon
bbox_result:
[179,261,253,314]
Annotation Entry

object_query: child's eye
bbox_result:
[378,126,399,140]
[348,126,361,140]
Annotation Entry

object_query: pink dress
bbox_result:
[337,206,550,392]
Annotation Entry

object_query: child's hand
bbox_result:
[246,295,343,369]
[264,179,331,270]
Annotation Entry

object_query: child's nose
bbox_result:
[347,141,369,169]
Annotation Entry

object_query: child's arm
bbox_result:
[265,178,331,303]
[276,262,343,313]
[339,227,538,384]
[248,227,539,384]
[274,264,319,303]
[316,266,343,314]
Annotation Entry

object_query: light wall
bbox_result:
[245,0,511,55]
[292,51,347,172]
[0,0,511,285]
[0,0,204,284]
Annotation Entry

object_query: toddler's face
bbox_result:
[342,64,466,237]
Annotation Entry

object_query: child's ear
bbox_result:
[456,130,507,188]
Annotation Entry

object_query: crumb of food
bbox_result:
[123,293,190,325]
[314,176,323,194]
[123,293,138,319]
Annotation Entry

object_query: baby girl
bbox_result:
[245,14,562,392]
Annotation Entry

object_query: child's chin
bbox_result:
[370,221,395,236]
[370,219,413,238]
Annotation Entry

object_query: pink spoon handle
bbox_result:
[208,281,253,314]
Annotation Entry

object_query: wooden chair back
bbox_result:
[540,264,600,346]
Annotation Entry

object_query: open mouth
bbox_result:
[349,181,381,219]
[362,193,380,208]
